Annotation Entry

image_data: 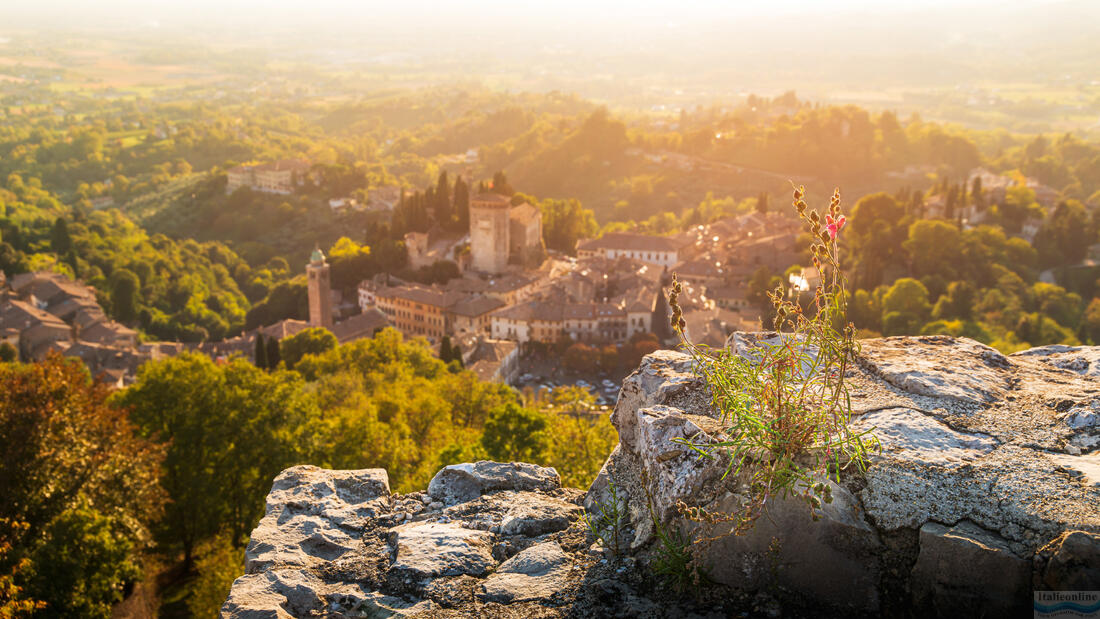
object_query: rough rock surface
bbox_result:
[589,334,1100,617]
[225,460,726,618]
[226,335,1100,618]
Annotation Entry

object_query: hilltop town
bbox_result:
[0,156,1076,403]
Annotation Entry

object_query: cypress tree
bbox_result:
[266,337,281,369]
[439,336,453,362]
[254,333,268,369]
[454,176,470,231]
[450,342,464,368]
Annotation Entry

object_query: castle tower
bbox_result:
[469,192,511,274]
[307,248,333,329]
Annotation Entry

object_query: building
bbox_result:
[469,193,513,273]
[307,249,334,329]
[575,233,691,267]
[0,299,72,361]
[468,193,544,274]
[509,202,544,266]
[372,280,502,340]
[374,283,454,340]
[226,159,311,195]
[463,337,519,384]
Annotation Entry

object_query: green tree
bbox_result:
[932,281,976,321]
[1081,298,1100,344]
[0,342,15,363]
[881,278,932,335]
[253,333,268,369]
[279,327,338,370]
[481,403,550,463]
[115,354,321,561]
[24,506,140,618]
[266,336,281,369]
[109,268,141,324]
[454,176,470,231]
[1035,200,1096,268]
[49,217,72,254]
[439,336,453,363]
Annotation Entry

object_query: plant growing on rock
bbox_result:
[669,186,878,535]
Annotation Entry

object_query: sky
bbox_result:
[0,0,1069,28]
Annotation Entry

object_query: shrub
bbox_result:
[669,186,878,535]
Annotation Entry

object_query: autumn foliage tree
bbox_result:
[0,355,164,616]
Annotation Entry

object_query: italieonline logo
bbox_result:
[1035,591,1100,618]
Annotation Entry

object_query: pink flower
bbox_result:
[825,215,846,239]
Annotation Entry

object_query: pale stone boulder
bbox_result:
[427,461,560,505]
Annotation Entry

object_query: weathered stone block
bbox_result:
[910,521,1030,618]
[427,461,560,505]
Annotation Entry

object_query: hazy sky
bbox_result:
[0,0,1068,28]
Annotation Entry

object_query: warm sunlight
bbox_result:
[0,1,1097,617]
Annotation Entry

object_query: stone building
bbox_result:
[226,159,310,195]
[469,193,543,274]
[306,249,333,329]
[469,193,512,273]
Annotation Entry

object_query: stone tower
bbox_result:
[469,192,511,274]
[306,248,333,329]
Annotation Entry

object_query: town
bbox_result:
[0,159,1068,407]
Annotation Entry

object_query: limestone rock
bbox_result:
[222,568,427,618]
[696,480,883,614]
[858,335,1011,404]
[1013,344,1100,377]
[499,495,583,537]
[851,407,997,467]
[389,521,496,578]
[427,461,560,505]
[478,541,571,603]
[592,334,1100,616]
[245,466,390,574]
[1038,530,1100,591]
[910,521,1030,617]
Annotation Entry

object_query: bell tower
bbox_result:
[307,247,333,329]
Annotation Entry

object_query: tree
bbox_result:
[491,171,514,196]
[50,217,72,254]
[454,176,471,232]
[932,281,975,321]
[115,354,321,560]
[279,327,338,370]
[1034,200,1095,268]
[253,333,268,369]
[439,336,454,363]
[0,342,15,363]
[1081,298,1100,344]
[24,506,141,618]
[903,220,963,282]
[434,171,452,226]
[564,342,599,374]
[0,356,163,614]
[756,191,769,215]
[109,268,141,324]
[881,278,932,335]
[481,403,550,463]
[599,345,619,371]
[265,336,281,369]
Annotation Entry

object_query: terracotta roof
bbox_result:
[509,202,540,224]
[471,192,511,205]
[331,309,390,344]
[450,295,506,318]
[576,232,689,253]
[78,320,137,345]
